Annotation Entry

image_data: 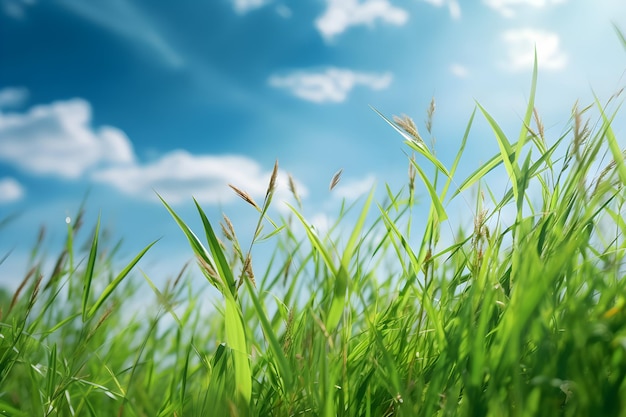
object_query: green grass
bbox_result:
[1,55,626,416]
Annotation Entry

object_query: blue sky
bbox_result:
[1,0,626,288]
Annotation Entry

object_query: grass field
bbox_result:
[1,48,626,416]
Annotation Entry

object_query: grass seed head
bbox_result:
[426,96,436,134]
[243,253,255,287]
[221,214,236,241]
[330,169,343,191]
[229,184,260,210]
[266,159,279,200]
[394,114,423,144]
[288,173,302,208]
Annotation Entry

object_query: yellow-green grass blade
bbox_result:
[325,188,376,331]
[87,240,157,319]
[409,158,448,221]
[594,94,626,187]
[286,203,337,276]
[158,194,224,293]
[477,103,521,211]
[193,198,237,296]
[243,278,293,393]
[441,107,476,201]
[451,151,503,198]
[81,215,100,322]
[224,291,252,406]
[515,49,538,167]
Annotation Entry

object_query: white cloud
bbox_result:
[0,96,307,208]
[0,99,135,178]
[331,174,376,200]
[450,63,469,78]
[92,150,307,206]
[1,0,35,19]
[232,0,270,13]
[269,68,393,103]
[315,0,408,41]
[0,177,24,203]
[484,0,567,18]
[501,29,567,71]
[0,87,29,109]
[423,0,461,19]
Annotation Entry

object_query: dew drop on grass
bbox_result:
[65,216,71,224]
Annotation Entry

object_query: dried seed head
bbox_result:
[10,265,36,314]
[173,261,189,289]
[221,214,236,241]
[243,253,255,287]
[329,169,343,191]
[408,155,416,192]
[288,174,302,208]
[229,184,260,210]
[571,103,590,162]
[266,160,279,200]
[426,97,436,134]
[532,107,545,142]
[282,256,292,284]
[394,114,423,143]
[196,255,223,287]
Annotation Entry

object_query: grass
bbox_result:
[1,55,626,416]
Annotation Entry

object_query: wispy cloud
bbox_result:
[92,151,306,206]
[0,177,24,203]
[269,68,393,103]
[55,0,184,68]
[484,0,567,18]
[422,0,461,20]
[0,99,134,178]
[501,28,567,71]
[0,87,29,109]
[450,63,469,78]
[232,0,271,14]
[1,0,35,19]
[315,0,408,41]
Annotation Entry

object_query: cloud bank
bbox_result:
[269,68,393,103]
[0,97,306,206]
[0,99,134,178]
[316,0,408,40]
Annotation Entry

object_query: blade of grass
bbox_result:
[409,157,448,221]
[81,216,100,322]
[594,93,626,187]
[194,199,237,296]
[87,240,157,319]
[476,103,520,207]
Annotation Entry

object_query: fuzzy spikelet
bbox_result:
[288,174,302,208]
[329,169,343,191]
[394,114,423,143]
[266,160,279,200]
[243,253,255,287]
[229,184,260,210]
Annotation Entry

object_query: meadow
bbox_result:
[1,46,626,416]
